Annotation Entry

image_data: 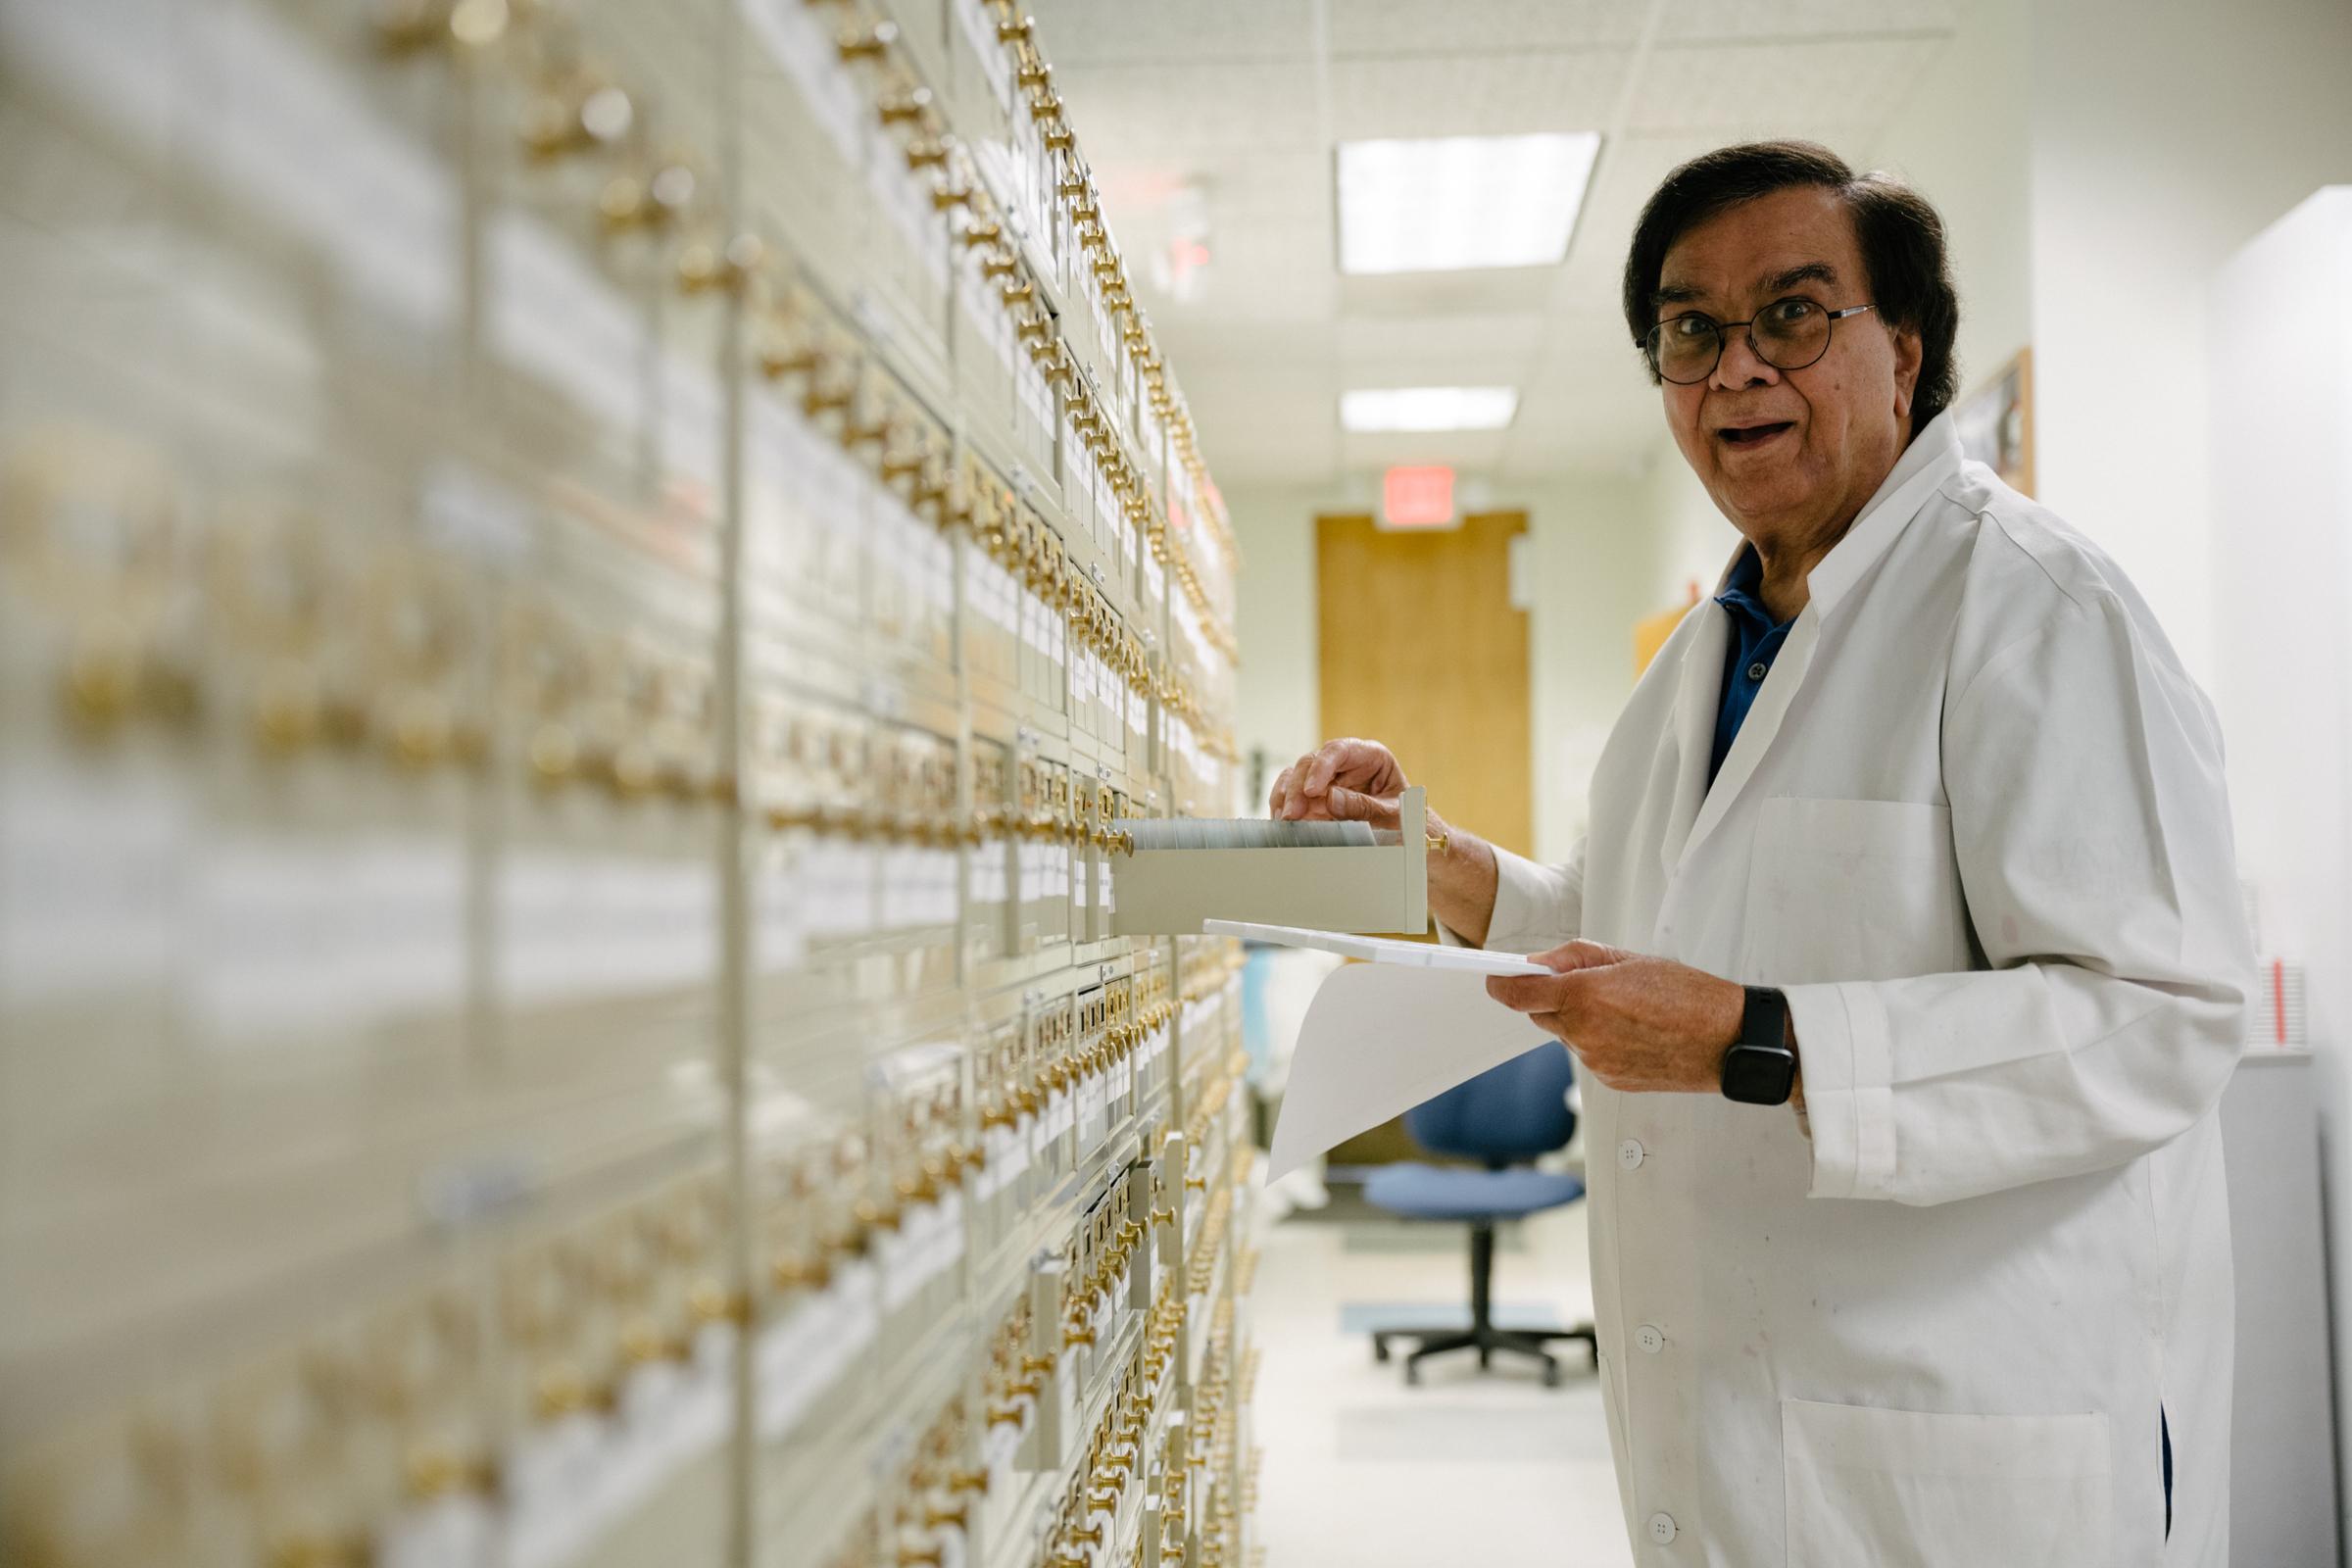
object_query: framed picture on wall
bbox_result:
[1953,344,2035,496]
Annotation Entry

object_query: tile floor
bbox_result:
[1249,1195,1635,1568]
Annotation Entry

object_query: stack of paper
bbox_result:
[1215,923,1559,1180]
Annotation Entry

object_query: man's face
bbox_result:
[1653,186,1922,543]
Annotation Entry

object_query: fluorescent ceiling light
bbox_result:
[1338,132,1601,274]
[1340,386,1520,433]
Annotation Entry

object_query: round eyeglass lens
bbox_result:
[1646,298,1837,384]
[1752,298,1830,368]
[1648,316,1721,384]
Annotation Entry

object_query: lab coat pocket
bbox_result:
[1744,798,1970,983]
[1781,1398,2113,1568]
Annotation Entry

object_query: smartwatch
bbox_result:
[1721,986,1797,1105]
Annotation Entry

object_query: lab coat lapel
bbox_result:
[1657,604,1729,878]
[1669,416,1967,876]
[1676,610,1820,873]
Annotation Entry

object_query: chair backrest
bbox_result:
[1402,1042,1577,1168]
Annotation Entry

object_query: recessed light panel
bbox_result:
[1338,131,1601,274]
[1340,386,1521,433]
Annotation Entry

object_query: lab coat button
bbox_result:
[1617,1140,1644,1171]
[1636,1324,1665,1354]
[1747,662,1768,680]
[1648,1512,1677,1544]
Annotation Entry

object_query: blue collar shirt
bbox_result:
[1708,544,1795,786]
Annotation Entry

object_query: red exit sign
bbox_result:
[1382,466,1456,529]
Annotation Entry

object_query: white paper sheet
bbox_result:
[1203,919,1549,976]
[1266,962,1558,1181]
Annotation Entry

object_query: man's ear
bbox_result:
[1890,324,1925,423]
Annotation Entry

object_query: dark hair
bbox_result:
[1620,140,1960,437]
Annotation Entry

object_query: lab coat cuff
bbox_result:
[1786,981,1896,1200]
[1474,846,1565,955]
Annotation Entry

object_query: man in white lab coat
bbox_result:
[1271,141,2250,1565]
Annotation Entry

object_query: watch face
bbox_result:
[1722,1043,1796,1105]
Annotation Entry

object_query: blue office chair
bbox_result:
[1363,1042,1599,1387]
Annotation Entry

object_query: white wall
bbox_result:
[2211,185,2352,1540]
[1871,0,2031,407]
[1227,472,1659,866]
[1848,0,2352,695]
[2027,0,2352,684]
[1228,482,1324,818]
[1640,450,1733,612]
[1522,472,1653,860]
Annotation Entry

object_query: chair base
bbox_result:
[1372,1322,1598,1387]
[1366,1218,1598,1388]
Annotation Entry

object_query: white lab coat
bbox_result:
[1476,414,2251,1565]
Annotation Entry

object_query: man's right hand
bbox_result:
[1270,736,1501,948]
[1269,738,1413,827]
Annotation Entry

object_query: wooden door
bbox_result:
[1316,511,1532,857]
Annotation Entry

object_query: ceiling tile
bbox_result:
[1656,0,1958,45]
[1334,312,1551,372]
[1090,150,1328,238]
[1025,0,1320,66]
[1327,50,1630,140]
[1051,62,1324,158]
[1197,150,1331,222]
[1185,361,1341,484]
[1535,309,1656,382]
[1083,162,1337,342]
[1499,382,1665,476]
[1142,218,1340,326]
[1151,313,1331,374]
[1328,0,1657,56]
[1337,265,1563,319]
[1626,39,1947,134]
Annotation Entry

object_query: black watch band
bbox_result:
[1722,985,1797,1105]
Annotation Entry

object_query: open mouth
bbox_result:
[1717,421,1794,448]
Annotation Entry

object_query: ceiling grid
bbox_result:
[1029,0,1963,484]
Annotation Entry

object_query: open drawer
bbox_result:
[1106,788,1430,938]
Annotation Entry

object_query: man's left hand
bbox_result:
[1485,940,1748,1095]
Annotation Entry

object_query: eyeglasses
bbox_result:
[1641,298,1877,385]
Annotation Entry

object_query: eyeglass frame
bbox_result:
[1639,299,1879,385]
